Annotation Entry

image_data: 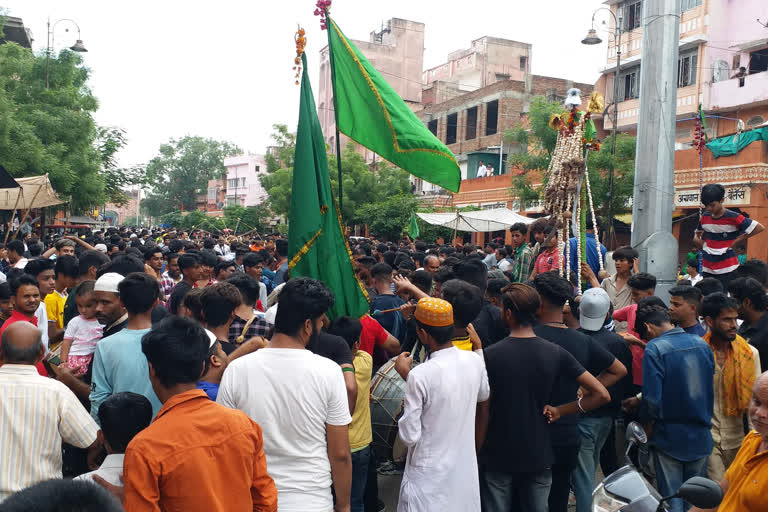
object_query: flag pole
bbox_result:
[324,10,344,216]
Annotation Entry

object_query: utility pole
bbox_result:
[630,0,681,303]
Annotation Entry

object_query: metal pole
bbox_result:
[45,18,51,89]
[630,0,681,303]
[498,142,503,176]
[606,21,621,250]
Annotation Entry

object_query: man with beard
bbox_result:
[700,293,761,482]
[730,277,768,372]
[217,278,352,512]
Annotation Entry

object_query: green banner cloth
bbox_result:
[288,53,369,320]
[707,126,768,158]
[408,211,420,239]
[327,17,461,192]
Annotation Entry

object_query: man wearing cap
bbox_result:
[93,273,128,339]
[90,272,162,423]
[572,288,634,512]
[394,297,489,511]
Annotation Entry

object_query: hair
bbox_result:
[143,246,163,261]
[54,255,79,279]
[97,392,152,453]
[78,250,110,276]
[509,222,528,235]
[382,252,396,267]
[75,280,96,297]
[182,288,205,322]
[357,256,377,269]
[441,279,483,328]
[612,246,638,262]
[118,272,160,314]
[214,260,235,278]
[274,277,335,337]
[198,250,218,268]
[695,277,724,296]
[533,271,574,308]
[701,183,725,204]
[28,241,43,257]
[200,282,242,327]
[178,253,201,274]
[10,274,39,296]
[226,273,260,307]
[635,301,671,339]
[735,259,768,287]
[24,258,55,279]
[242,252,262,269]
[168,239,185,254]
[54,239,76,251]
[700,292,739,320]
[328,316,363,350]
[142,316,209,388]
[97,255,144,278]
[202,238,215,250]
[452,258,488,292]
[6,239,24,255]
[729,277,768,311]
[530,218,549,234]
[409,270,433,294]
[668,284,703,306]
[166,252,179,263]
[486,278,508,298]
[501,283,540,326]
[0,281,10,301]
[414,320,454,345]
[0,478,123,512]
[0,324,43,364]
[686,259,699,269]
[370,263,393,281]
[628,272,656,291]
[433,266,455,285]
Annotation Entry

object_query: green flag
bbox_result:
[327,17,461,193]
[288,53,369,320]
[408,211,420,239]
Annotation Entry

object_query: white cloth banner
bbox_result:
[416,208,539,233]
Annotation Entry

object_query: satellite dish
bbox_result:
[713,60,729,83]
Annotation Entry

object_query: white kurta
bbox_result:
[397,346,490,512]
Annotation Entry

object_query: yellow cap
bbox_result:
[414,297,453,327]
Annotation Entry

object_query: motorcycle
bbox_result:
[592,422,723,512]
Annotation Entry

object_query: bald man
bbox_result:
[0,322,100,501]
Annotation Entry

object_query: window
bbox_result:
[207,188,216,200]
[485,100,499,136]
[619,66,640,100]
[227,178,238,188]
[622,1,642,31]
[677,49,698,87]
[749,48,768,74]
[446,113,457,144]
[747,116,765,128]
[681,0,701,12]
[427,119,438,136]
[255,165,260,173]
[520,56,527,70]
[465,106,478,140]
[241,177,246,187]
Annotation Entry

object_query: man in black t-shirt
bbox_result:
[453,258,506,347]
[571,287,634,512]
[532,272,625,512]
[478,283,609,512]
[307,322,356,415]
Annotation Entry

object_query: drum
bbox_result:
[369,357,408,462]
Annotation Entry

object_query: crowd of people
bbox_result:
[0,182,767,512]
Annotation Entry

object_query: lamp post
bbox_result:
[582,8,622,249]
[46,18,88,89]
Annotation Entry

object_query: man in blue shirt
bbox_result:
[569,217,607,283]
[633,301,715,512]
[90,272,163,422]
[669,285,706,337]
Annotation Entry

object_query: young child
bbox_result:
[530,226,560,279]
[329,316,371,512]
[60,280,103,377]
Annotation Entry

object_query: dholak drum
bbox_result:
[370,357,409,463]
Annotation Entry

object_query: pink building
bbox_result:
[224,154,268,207]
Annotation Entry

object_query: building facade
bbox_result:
[224,154,268,207]
[592,0,768,261]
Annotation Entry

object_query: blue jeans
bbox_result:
[654,450,708,512]
[480,468,552,512]
[572,416,614,512]
[351,445,371,512]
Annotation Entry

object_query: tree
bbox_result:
[96,127,146,206]
[0,39,106,210]
[221,204,271,233]
[265,124,296,172]
[505,96,636,213]
[142,136,240,216]
[260,168,293,217]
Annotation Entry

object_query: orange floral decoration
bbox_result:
[294,27,306,85]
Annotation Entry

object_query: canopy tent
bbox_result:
[0,174,64,210]
[416,208,538,233]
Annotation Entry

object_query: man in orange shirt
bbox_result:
[95,316,277,511]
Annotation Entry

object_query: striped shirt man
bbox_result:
[0,364,98,501]
[698,209,757,275]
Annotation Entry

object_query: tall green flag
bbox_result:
[288,52,369,320]
[408,211,420,239]
[327,16,461,193]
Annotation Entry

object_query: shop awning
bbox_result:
[417,208,538,232]
[0,174,64,210]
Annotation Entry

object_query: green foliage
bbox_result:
[260,167,293,217]
[0,42,109,210]
[96,127,146,206]
[123,215,143,227]
[156,203,273,234]
[504,96,566,172]
[586,133,636,214]
[357,195,419,240]
[267,124,296,171]
[142,136,240,217]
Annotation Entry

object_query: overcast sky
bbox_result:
[4,0,609,168]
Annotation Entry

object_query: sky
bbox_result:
[4,0,610,168]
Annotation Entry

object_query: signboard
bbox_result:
[675,185,750,207]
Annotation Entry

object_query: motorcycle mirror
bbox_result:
[625,421,647,445]
[675,477,723,509]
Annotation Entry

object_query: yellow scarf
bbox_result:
[451,335,472,351]
[703,332,755,416]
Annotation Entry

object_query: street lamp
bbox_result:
[582,7,622,250]
[46,18,88,89]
